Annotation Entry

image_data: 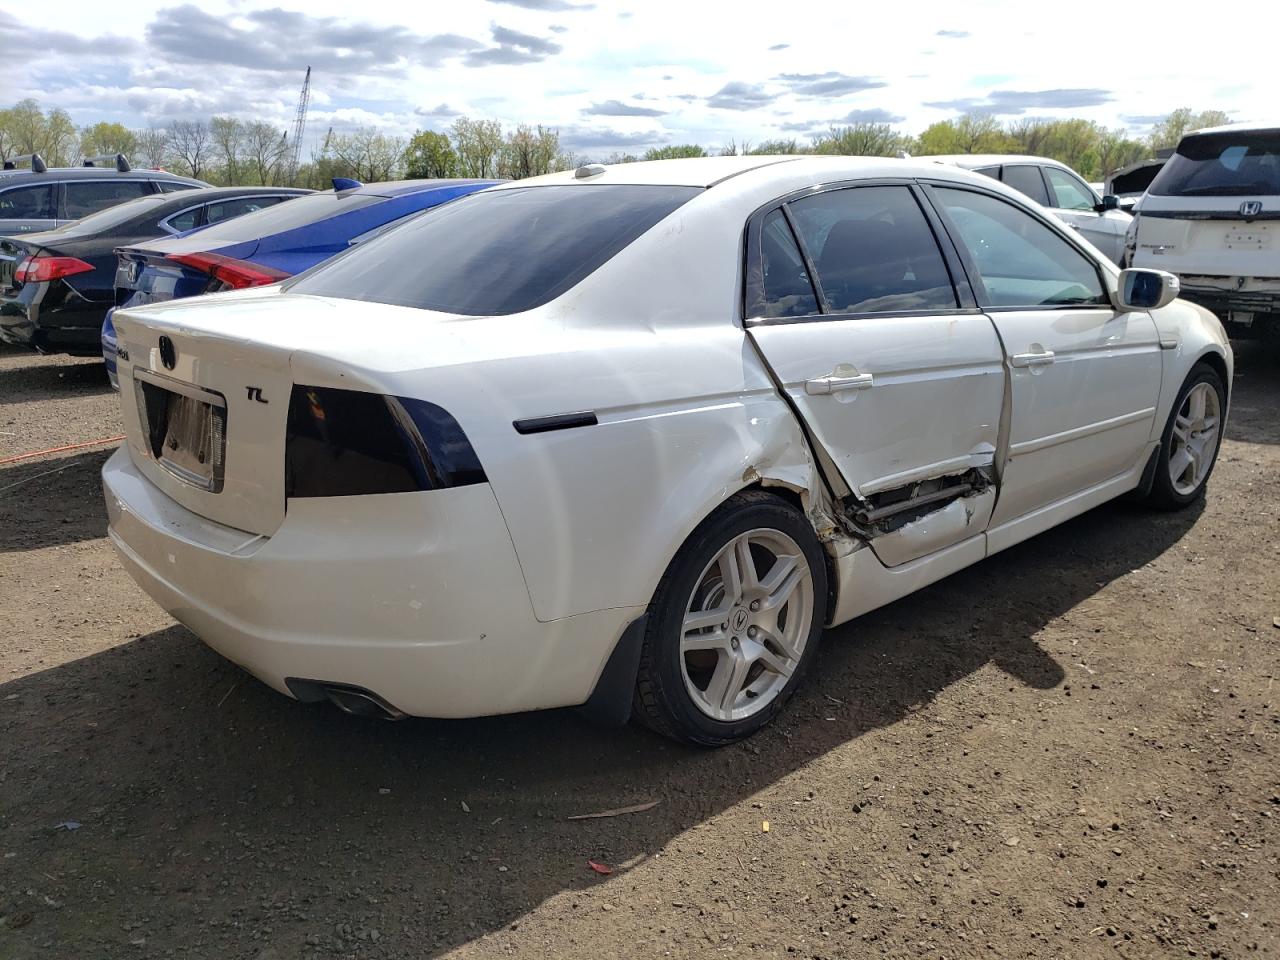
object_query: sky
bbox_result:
[1,0,1272,158]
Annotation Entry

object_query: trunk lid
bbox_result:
[110,289,481,536]
[1132,195,1278,277]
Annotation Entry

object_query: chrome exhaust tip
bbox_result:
[284,678,407,721]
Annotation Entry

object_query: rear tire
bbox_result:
[633,490,828,747]
[1146,362,1226,510]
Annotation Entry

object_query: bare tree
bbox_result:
[451,117,503,178]
[210,116,247,184]
[498,124,561,180]
[169,120,211,179]
[244,121,288,185]
[328,128,405,182]
[135,126,171,169]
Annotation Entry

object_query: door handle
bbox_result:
[805,372,874,395]
[1010,350,1056,368]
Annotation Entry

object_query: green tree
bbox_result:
[498,124,562,180]
[209,116,247,184]
[405,130,456,178]
[642,144,706,160]
[749,139,804,155]
[812,123,913,157]
[450,117,503,178]
[1148,108,1232,150]
[80,121,138,160]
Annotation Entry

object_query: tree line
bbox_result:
[0,98,1232,189]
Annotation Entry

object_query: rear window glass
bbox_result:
[45,194,167,235]
[288,184,700,316]
[183,191,381,242]
[63,180,153,218]
[1001,165,1050,206]
[1151,130,1280,197]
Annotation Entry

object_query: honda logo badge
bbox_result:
[158,335,176,370]
[1239,200,1263,217]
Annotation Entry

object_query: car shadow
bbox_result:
[0,447,113,552]
[0,493,1202,957]
[0,353,111,406]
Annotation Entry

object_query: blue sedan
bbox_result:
[104,177,499,385]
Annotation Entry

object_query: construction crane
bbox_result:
[286,66,311,183]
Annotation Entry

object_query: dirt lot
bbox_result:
[0,342,1277,960]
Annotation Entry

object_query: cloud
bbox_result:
[549,24,568,33]
[464,23,562,66]
[487,0,594,9]
[768,43,790,51]
[415,103,460,118]
[839,108,905,124]
[146,5,480,74]
[775,71,887,97]
[583,99,667,117]
[936,29,970,38]
[925,87,1114,115]
[707,81,777,111]
[559,125,663,150]
[0,11,141,58]
[779,121,822,133]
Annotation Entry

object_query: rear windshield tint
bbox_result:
[288,184,701,316]
[1150,130,1280,197]
[45,194,168,235]
[180,191,381,241]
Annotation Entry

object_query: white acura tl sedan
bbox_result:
[103,156,1231,746]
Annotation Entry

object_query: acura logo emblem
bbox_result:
[1239,200,1263,217]
[158,335,176,370]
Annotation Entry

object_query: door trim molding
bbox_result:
[1008,407,1155,458]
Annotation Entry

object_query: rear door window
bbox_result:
[1001,165,1051,206]
[785,185,957,314]
[934,187,1107,308]
[0,184,55,219]
[63,180,153,218]
[759,209,819,318]
[204,195,288,226]
[1151,130,1280,197]
[1044,167,1097,211]
[289,185,700,316]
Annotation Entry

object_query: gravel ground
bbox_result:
[0,341,1277,960]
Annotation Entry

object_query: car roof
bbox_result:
[1183,120,1280,137]
[158,186,311,202]
[924,154,1076,170]
[0,166,204,186]
[495,154,1037,192]
[500,155,802,189]
[356,178,502,198]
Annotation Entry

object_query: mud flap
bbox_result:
[579,613,649,726]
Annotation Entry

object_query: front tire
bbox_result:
[633,490,828,746]
[1147,362,1226,509]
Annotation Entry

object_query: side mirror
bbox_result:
[1114,268,1180,311]
[1095,194,1121,213]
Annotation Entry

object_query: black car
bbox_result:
[0,153,207,237]
[0,186,310,355]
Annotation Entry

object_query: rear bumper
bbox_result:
[0,284,110,354]
[102,447,640,718]
[1176,275,1280,324]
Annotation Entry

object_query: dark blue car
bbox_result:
[104,177,499,385]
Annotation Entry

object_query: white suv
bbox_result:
[929,154,1132,263]
[1125,121,1280,342]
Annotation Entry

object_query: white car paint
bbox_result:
[930,154,1133,264]
[1128,121,1280,332]
[103,155,1232,725]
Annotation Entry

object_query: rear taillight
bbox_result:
[285,386,487,499]
[15,255,94,283]
[165,252,288,291]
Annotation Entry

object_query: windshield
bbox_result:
[177,190,381,242]
[1150,130,1280,197]
[288,184,701,316]
[46,194,168,235]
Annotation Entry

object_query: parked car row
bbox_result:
[102,153,1231,745]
